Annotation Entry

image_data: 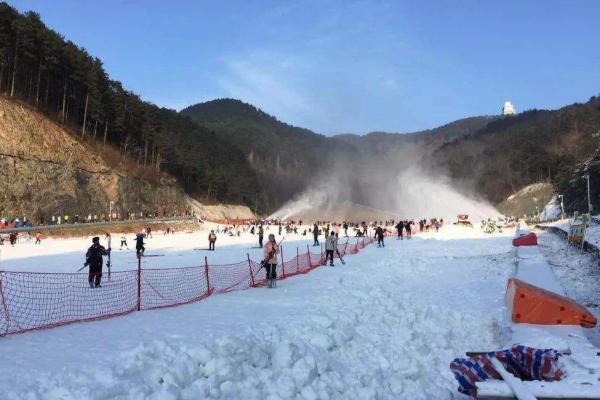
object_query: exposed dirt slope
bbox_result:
[0,97,253,222]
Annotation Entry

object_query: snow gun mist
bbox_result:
[270,152,499,222]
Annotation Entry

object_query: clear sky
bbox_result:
[10,0,600,135]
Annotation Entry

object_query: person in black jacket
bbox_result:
[84,236,109,288]
[395,221,405,240]
[313,223,320,246]
[135,233,145,257]
[375,226,385,247]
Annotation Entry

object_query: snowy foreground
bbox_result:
[1,226,518,399]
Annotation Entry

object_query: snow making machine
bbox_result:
[454,214,473,228]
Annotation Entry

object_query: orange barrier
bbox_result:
[512,232,537,247]
[505,278,597,328]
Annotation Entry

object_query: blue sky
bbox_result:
[10,0,600,135]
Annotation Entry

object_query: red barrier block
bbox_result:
[512,232,537,247]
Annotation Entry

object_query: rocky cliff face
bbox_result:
[0,97,253,222]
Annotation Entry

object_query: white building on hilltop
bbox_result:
[502,101,516,116]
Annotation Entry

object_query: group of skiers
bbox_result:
[80,216,446,290]
[0,231,43,246]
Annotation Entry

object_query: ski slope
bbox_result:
[0,226,516,399]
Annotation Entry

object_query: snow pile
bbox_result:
[52,301,489,400]
[539,196,561,222]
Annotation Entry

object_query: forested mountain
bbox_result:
[433,95,600,212]
[3,2,599,218]
[334,116,495,156]
[181,99,358,211]
[0,3,258,207]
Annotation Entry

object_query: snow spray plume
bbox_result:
[270,141,499,222]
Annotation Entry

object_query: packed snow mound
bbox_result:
[12,294,497,400]
[539,196,561,222]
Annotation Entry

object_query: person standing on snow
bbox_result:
[262,234,280,288]
[375,226,385,247]
[312,223,320,246]
[84,236,110,288]
[343,222,349,237]
[120,235,128,250]
[405,220,412,239]
[325,230,338,266]
[208,230,217,251]
[135,233,145,257]
[395,220,405,240]
[258,225,264,248]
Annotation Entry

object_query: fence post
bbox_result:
[204,256,211,295]
[280,245,285,277]
[307,244,312,269]
[247,253,255,287]
[136,254,141,311]
[321,243,325,265]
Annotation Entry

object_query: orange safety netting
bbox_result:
[505,278,597,328]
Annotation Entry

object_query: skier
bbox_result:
[325,230,338,266]
[405,220,412,239]
[262,234,279,288]
[135,233,145,257]
[278,222,282,236]
[313,223,319,246]
[258,225,264,248]
[84,236,110,288]
[120,235,129,250]
[375,226,385,247]
[35,232,42,244]
[146,227,153,238]
[395,220,405,240]
[343,222,348,237]
[208,230,217,251]
[9,232,17,246]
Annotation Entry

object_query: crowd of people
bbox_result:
[0,210,196,229]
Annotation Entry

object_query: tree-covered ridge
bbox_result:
[0,3,258,206]
[181,99,357,211]
[434,95,600,211]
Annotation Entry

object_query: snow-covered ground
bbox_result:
[0,225,517,399]
[537,230,600,346]
[541,216,600,248]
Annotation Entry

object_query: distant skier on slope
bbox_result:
[405,220,412,239]
[313,223,320,246]
[262,233,280,288]
[375,226,385,247]
[343,222,348,237]
[120,235,128,250]
[84,236,110,288]
[135,233,145,257]
[258,225,264,248]
[208,230,217,251]
[325,230,338,266]
[395,220,405,240]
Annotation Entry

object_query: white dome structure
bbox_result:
[502,101,516,116]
